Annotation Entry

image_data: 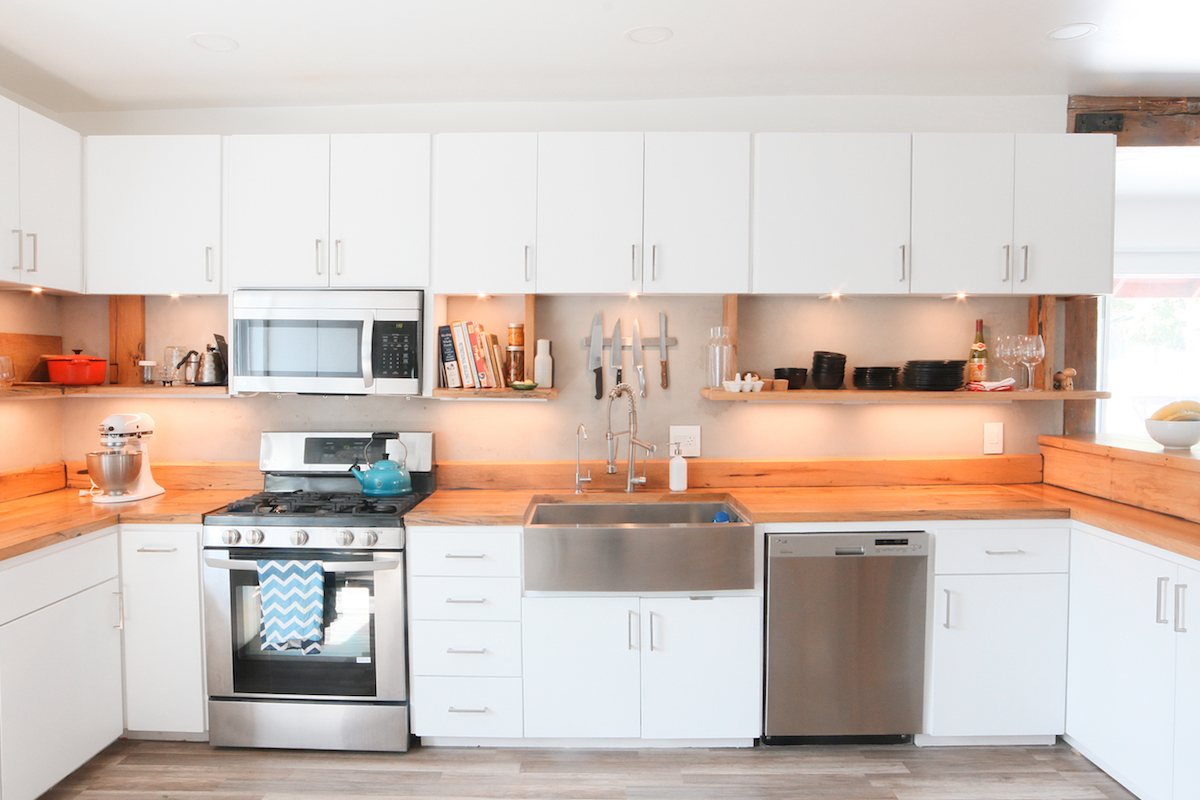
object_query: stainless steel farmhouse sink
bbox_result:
[522,494,755,592]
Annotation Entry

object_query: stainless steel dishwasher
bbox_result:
[764,531,930,744]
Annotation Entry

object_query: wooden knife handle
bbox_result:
[660,360,669,389]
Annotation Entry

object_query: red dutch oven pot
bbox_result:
[44,355,107,385]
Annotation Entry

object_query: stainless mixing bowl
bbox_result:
[86,449,143,496]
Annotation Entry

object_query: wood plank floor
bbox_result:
[43,739,1138,800]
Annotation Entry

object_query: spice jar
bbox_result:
[506,345,525,385]
[139,361,158,385]
[507,323,524,347]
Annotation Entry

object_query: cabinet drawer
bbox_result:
[410,676,523,738]
[935,528,1069,575]
[0,532,119,626]
[407,528,521,577]
[409,577,522,621]
[411,621,522,677]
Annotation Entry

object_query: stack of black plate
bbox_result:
[852,366,901,390]
[903,360,967,391]
[811,351,847,389]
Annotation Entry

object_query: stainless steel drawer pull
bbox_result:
[943,588,952,629]
[445,598,487,604]
[448,706,489,714]
[137,547,178,554]
[446,647,488,655]
[444,553,486,559]
[1176,584,1188,634]
[984,549,1026,556]
[1157,577,1171,624]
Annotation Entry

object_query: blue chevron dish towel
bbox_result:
[258,560,325,655]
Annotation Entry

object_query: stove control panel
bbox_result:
[202,526,401,550]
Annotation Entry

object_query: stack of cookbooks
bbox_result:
[437,321,509,389]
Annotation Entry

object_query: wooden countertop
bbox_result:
[0,488,247,562]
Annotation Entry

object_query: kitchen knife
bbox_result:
[610,319,623,387]
[588,312,604,400]
[659,312,669,389]
[632,319,646,397]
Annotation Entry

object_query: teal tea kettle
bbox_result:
[349,434,413,497]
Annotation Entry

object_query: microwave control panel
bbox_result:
[372,320,420,379]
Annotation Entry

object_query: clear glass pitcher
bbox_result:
[705,326,735,388]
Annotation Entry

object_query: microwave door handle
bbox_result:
[362,318,375,388]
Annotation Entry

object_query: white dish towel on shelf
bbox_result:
[258,560,325,655]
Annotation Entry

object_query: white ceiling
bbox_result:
[1,0,1200,113]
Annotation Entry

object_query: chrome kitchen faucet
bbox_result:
[606,383,656,492]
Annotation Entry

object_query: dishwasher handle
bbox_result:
[835,546,866,556]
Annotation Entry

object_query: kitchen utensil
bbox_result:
[139,360,157,384]
[611,319,623,387]
[811,352,846,390]
[194,343,227,386]
[1145,419,1200,449]
[588,312,604,399]
[659,312,669,389]
[632,319,646,396]
[852,366,900,390]
[903,360,967,391]
[775,367,807,389]
[0,356,14,388]
[163,345,188,384]
[44,354,107,385]
[175,349,200,384]
[348,433,413,496]
[86,449,143,496]
[90,413,165,503]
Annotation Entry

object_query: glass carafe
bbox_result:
[705,326,735,388]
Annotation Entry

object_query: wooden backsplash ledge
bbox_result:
[0,464,67,503]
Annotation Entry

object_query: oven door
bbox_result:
[231,307,374,395]
[203,547,405,703]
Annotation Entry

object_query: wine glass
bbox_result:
[993,335,1018,381]
[1016,334,1045,391]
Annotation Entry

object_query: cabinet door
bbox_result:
[0,97,18,284]
[642,132,750,294]
[522,596,640,738]
[929,573,1067,737]
[432,133,537,294]
[911,134,1015,295]
[120,527,206,734]
[640,596,762,739]
[228,134,330,288]
[1013,134,1115,296]
[536,133,644,294]
[1175,564,1200,800]
[0,578,122,800]
[1067,530,1177,800]
[754,133,911,295]
[329,133,430,288]
[16,106,82,293]
[85,135,222,295]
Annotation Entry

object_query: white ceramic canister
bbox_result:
[533,339,553,388]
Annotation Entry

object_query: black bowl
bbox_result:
[774,367,808,389]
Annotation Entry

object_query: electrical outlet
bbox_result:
[983,422,1004,455]
[669,425,701,458]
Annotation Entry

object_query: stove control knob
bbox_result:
[336,530,355,546]
[291,530,309,546]
[360,530,379,547]
[245,529,265,545]
[221,529,241,545]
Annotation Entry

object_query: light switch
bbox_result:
[983,422,1004,455]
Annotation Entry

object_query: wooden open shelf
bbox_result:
[2,384,229,399]
[701,388,1111,403]
[433,387,558,401]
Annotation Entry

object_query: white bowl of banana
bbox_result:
[1146,400,1200,449]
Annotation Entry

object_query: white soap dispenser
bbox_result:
[669,441,688,492]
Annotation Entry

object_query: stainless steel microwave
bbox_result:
[231,290,422,395]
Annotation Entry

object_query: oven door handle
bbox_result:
[202,557,400,573]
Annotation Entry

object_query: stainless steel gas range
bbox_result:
[201,431,433,753]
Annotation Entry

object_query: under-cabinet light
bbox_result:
[30,286,42,293]
[819,292,842,300]
[942,293,968,300]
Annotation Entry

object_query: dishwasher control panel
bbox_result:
[769,532,929,558]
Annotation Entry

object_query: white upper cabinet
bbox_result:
[535,132,645,294]
[85,135,222,295]
[642,132,750,294]
[754,133,911,295]
[229,134,430,289]
[910,133,1016,295]
[432,133,537,294]
[3,104,82,293]
[1013,134,1114,296]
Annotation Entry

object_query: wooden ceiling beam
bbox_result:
[1069,96,1200,146]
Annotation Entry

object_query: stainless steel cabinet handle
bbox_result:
[631,244,637,281]
[445,597,487,604]
[1020,245,1030,282]
[524,245,532,282]
[1176,584,1188,634]
[1002,244,1011,282]
[444,553,486,559]
[649,611,659,651]
[137,547,178,553]
[113,591,124,630]
[651,245,658,281]
[943,588,952,629]
[26,232,37,273]
[985,549,1026,556]
[1157,577,1171,624]
[447,706,489,714]
[446,647,488,655]
[334,239,344,275]
[315,239,323,275]
[628,609,637,650]
[11,229,22,271]
[205,246,214,282]
[899,244,907,282]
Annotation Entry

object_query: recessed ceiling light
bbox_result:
[1047,23,1097,40]
[624,26,673,45]
[189,33,240,52]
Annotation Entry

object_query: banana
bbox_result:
[1151,400,1200,421]
[1166,409,1200,422]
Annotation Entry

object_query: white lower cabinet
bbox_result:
[522,595,762,740]
[1174,564,1200,800]
[119,525,206,734]
[0,533,123,800]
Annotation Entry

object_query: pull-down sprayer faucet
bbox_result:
[606,383,656,492]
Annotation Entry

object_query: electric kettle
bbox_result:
[193,344,227,386]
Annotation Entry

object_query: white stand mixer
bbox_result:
[89,413,165,504]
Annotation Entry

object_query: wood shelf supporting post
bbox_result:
[108,296,146,386]
[1064,296,1101,436]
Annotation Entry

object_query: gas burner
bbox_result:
[215,489,424,527]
